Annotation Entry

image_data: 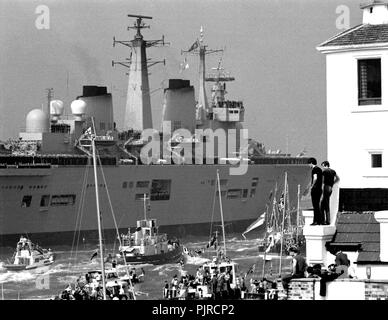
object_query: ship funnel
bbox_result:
[71,99,87,121]
[50,100,64,122]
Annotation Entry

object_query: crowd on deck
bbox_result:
[55,267,144,300]
[163,264,280,300]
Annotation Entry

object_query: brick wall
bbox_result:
[286,279,388,300]
[286,279,318,300]
[365,281,388,300]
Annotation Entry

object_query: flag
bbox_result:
[90,250,98,261]
[206,234,217,248]
[188,39,199,52]
[245,263,256,277]
[242,212,266,239]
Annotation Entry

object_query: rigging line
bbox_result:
[96,149,137,300]
[208,178,218,259]
[74,167,89,260]
[69,163,89,266]
[76,165,89,247]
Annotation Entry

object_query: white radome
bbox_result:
[70,99,87,120]
[50,100,64,116]
[26,109,49,133]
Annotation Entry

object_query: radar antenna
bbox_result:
[112,14,169,71]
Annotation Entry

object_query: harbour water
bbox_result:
[0,233,292,300]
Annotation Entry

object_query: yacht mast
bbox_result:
[91,119,107,300]
[278,172,288,276]
[216,169,227,257]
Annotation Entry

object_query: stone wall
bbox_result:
[365,281,388,300]
[287,278,388,300]
[287,279,318,300]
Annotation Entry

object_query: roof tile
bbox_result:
[320,24,388,47]
[329,211,381,263]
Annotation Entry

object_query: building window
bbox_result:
[371,153,382,168]
[250,189,256,197]
[358,59,381,105]
[21,195,32,208]
[122,182,127,188]
[40,195,50,207]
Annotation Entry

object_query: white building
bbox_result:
[300,1,388,288]
[317,0,388,212]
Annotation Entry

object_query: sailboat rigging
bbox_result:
[91,122,107,300]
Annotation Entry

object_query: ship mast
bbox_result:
[46,88,53,128]
[113,14,167,131]
[182,26,223,125]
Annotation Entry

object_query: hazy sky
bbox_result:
[0,0,364,161]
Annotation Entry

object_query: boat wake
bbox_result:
[0,270,37,283]
[185,255,210,265]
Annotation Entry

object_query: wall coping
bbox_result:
[289,278,388,284]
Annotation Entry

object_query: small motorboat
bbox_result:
[116,194,183,265]
[3,236,54,271]
[117,217,183,265]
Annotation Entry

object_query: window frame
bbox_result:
[357,57,382,106]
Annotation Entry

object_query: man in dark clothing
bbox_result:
[308,157,323,225]
[281,247,307,292]
[320,161,339,225]
[335,250,350,267]
[211,274,218,300]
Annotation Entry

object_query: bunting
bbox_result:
[188,39,199,52]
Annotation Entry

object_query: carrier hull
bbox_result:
[0,163,310,246]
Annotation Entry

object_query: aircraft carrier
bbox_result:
[0,15,310,246]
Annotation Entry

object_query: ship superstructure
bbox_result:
[0,15,310,246]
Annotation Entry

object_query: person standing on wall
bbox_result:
[308,157,323,225]
[320,161,339,225]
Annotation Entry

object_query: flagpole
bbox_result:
[279,172,287,276]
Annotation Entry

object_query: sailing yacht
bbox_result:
[55,122,137,300]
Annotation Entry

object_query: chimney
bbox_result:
[361,0,388,24]
[374,211,388,262]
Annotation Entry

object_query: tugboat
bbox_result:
[117,194,183,265]
[3,236,54,271]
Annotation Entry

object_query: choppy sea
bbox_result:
[0,234,292,300]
